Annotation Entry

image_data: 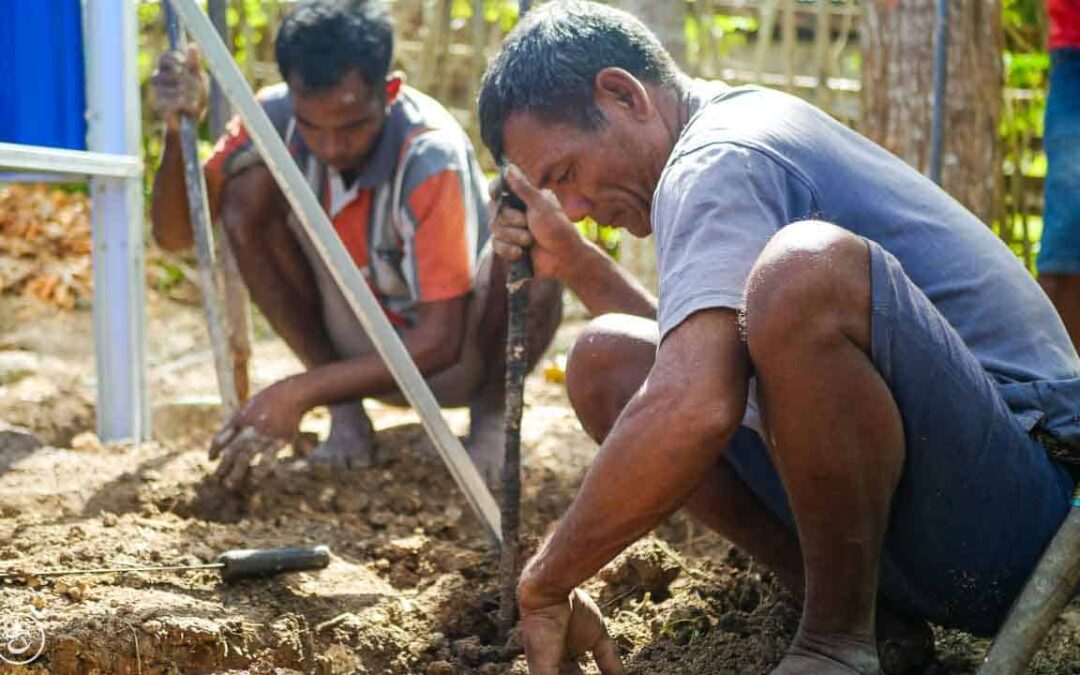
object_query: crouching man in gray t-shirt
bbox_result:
[479,2,1080,673]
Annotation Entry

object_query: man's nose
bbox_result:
[321,132,351,163]
[560,193,594,223]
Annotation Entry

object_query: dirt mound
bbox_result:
[2,306,1080,674]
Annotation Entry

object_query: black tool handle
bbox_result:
[217,545,331,583]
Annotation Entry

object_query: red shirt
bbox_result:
[1049,0,1080,49]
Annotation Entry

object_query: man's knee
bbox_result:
[743,220,871,360]
[565,314,657,443]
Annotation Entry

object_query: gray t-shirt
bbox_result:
[652,81,1080,443]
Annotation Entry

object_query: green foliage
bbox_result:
[147,256,188,293]
[685,5,759,69]
[451,0,522,33]
[578,218,621,259]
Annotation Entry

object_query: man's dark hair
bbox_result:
[275,0,394,93]
[477,0,680,162]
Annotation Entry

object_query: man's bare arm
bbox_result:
[517,308,750,608]
[275,296,469,411]
[149,46,221,252]
[557,235,657,320]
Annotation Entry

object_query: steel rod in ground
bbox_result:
[499,256,533,639]
[207,0,252,404]
[497,0,534,642]
[220,242,252,402]
[164,1,240,417]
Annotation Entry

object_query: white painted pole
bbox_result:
[167,0,502,543]
[84,0,149,443]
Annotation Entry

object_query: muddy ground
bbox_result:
[0,292,1078,674]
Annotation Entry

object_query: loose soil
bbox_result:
[1,293,1078,674]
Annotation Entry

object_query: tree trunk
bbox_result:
[861,0,1003,224]
[612,0,686,66]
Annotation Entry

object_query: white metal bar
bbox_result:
[84,0,150,443]
[0,142,140,179]
[169,0,502,543]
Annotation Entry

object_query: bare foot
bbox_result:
[311,402,376,469]
[465,402,505,487]
[772,633,881,675]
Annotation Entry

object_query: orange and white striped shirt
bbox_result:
[206,84,490,326]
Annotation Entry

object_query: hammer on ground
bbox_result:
[980,486,1080,673]
[0,546,331,584]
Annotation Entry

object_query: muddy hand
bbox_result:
[209,425,287,490]
[490,164,585,280]
[520,588,625,675]
[151,44,208,131]
[208,381,306,489]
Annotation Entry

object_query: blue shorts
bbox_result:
[1037,48,1080,274]
[724,241,1077,636]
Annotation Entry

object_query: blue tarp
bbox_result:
[0,0,87,150]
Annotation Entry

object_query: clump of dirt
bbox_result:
[598,539,685,605]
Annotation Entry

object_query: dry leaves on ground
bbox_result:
[0,184,93,309]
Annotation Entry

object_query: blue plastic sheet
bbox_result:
[0,0,87,150]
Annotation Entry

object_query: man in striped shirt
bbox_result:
[150,0,561,488]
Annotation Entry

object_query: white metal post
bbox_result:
[84,0,149,442]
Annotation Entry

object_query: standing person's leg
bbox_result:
[1038,48,1080,349]
[220,167,373,466]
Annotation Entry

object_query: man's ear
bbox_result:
[385,73,404,104]
[594,67,652,121]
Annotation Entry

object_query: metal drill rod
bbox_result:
[164,1,240,417]
[207,0,253,404]
[497,0,535,639]
[0,563,223,579]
